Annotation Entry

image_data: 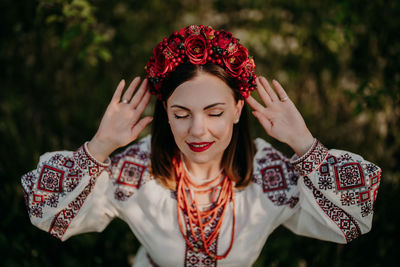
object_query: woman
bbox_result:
[22,25,381,266]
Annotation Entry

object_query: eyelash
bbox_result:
[174,112,224,119]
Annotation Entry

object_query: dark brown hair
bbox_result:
[150,63,255,190]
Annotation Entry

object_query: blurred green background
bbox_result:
[1,0,399,266]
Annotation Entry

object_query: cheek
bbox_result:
[169,120,188,140]
[210,118,234,138]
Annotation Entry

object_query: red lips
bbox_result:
[186,141,215,152]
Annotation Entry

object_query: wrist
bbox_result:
[288,131,314,157]
[87,135,116,163]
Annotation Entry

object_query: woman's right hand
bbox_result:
[87,77,153,162]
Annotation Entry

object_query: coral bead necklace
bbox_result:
[174,156,236,260]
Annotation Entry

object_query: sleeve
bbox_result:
[21,142,119,241]
[253,138,382,244]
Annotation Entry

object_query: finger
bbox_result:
[252,111,272,134]
[260,77,279,101]
[130,78,149,108]
[135,90,151,115]
[130,116,153,139]
[121,77,141,102]
[272,80,289,101]
[111,79,125,103]
[256,77,273,106]
[246,95,267,112]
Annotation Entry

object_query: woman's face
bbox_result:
[166,72,244,166]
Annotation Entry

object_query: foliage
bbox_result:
[1,0,399,266]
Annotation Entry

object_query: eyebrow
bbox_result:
[170,103,226,111]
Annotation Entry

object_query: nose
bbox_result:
[189,114,206,137]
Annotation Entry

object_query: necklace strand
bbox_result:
[174,157,235,260]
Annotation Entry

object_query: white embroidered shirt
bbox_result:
[21,135,381,267]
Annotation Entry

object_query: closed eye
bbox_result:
[209,111,224,117]
[174,114,189,119]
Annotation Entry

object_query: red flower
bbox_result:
[151,43,170,76]
[223,44,249,77]
[168,37,182,52]
[184,35,208,64]
[243,57,256,75]
[216,30,233,49]
[186,25,201,35]
[202,26,215,40]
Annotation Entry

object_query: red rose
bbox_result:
[223,44,249,77]
[184,35,208,64]
[151,43,170,75]
[202,26,215,40]
[216,30,233,49]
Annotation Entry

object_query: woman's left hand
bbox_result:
[246,77,314,156]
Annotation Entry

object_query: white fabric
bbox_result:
[22,135,381,267]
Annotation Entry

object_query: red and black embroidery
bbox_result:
[109,140,152,201]
[49,173,99,239]
[318,176,334,190]
[340,192,356,206]
[38,165,65,193]
[291,140,381,219]
[303,176,361,242]
[253,146,300,208]
[21,149,97,220]
[292,139,329,176]
[45,144,108,239]
[335,162,365,190]
[183,211,220,267]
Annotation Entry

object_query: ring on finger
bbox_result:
[280,96,289,102]
[122,99,129,104]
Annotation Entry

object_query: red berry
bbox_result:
[216,59,221,64]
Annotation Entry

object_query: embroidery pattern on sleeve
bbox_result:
[110,140,152,201]
[292,139,329,176]
[253,147,300,207]
[293,141,381,236]
[48,144,108,239]
[303,176,361,242]
[332,154,381,217]
[21,153,87,220]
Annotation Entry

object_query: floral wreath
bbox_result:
[145,25,257,99]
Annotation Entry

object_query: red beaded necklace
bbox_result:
[173,157,235,260]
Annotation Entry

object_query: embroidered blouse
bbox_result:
[21,135,381,267]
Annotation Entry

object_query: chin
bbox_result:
[183,150,219,164]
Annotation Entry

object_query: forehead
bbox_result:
[167,73,235,108]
